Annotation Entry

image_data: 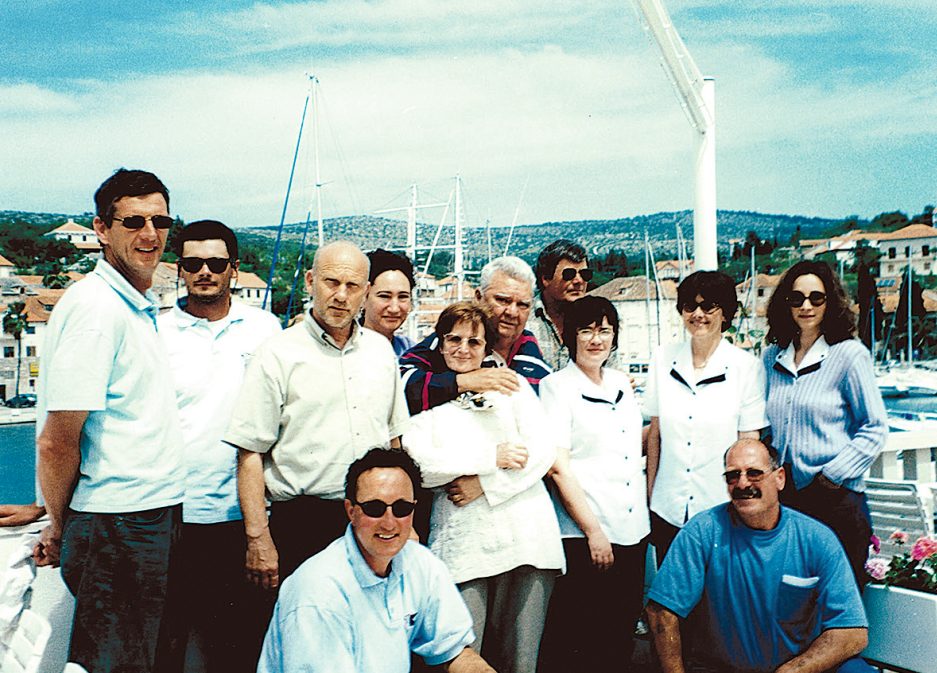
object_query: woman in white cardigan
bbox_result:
[404,301,563,673]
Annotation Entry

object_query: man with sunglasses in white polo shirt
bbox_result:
[259,448,494,673]
[646,439,874,673]
[158,220,281,673]
[34,169,186,672]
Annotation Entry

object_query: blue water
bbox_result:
[1,423,36,504]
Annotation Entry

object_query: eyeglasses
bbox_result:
[576,326,615,339]
[560,267,594,282]
[680,299,720,314]
[179,257,232,274]
[112,215,174,230]
[353,499,417,518]
[786,291,826,308]
[443,333,486,349]
[722,467,777,485]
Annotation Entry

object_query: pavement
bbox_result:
[0,406,36,425]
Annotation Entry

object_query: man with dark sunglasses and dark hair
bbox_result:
[34,169,187,672]
[646,439,874,673]
[530,239,608,370]
[258,448,495,673]
[158,220,281,672]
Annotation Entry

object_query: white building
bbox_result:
[879,224,937,278]
[0,254,14,279]
[44,219,102,255]
[0,292,62,400]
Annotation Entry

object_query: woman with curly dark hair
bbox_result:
[763,260,887,585]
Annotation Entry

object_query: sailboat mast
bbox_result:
[406,184,418,261]
[311,75,324,248]
[907,259,913,366]
[454,175,464,301]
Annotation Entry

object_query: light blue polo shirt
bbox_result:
[37,259,185,513]
[259,525,475,673]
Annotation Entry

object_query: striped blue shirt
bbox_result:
[763,337,887,492]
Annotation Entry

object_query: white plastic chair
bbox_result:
[0,609,51,673]
[62,663,88,673]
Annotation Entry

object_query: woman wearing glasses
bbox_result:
[536,296,648,672]
[404,301,563,673]
[645,271,767,562]
[763,260,887,585]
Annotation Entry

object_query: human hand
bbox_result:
[496,442,528,470]
[0,503,46,527]
[33,524,61,567]
[446,476,484,507]
[456,369,520,395]
[587,529,614,570]
[246,528,280,590]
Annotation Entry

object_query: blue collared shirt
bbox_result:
[37,259,185,513]
[259,525,475,673]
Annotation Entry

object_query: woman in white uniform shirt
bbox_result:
[645,271,767,562]
[538,296,649,672]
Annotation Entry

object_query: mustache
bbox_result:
[731,487,761,500]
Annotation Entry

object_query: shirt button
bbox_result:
[686,468,691,473]
[689,496,694,500]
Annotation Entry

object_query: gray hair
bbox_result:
[479,256,536,294]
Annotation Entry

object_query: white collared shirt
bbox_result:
[225,311,410,501]
[159,301,281,523]
[644,338,767,528]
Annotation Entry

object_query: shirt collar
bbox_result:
[671,336,729,384]
[93,259,159,322]
[342,524,404,589]
[170,298,243,332]
[304,309,361,351]
[775,335,829,375]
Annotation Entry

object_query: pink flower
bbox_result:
[865,557,889,581]
[870,534,881,554]
[890,531,909,545]
[911,537,937,562]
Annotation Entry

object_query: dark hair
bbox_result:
[434,301,497,355]
[562,296,619,362]
[367,249,415,288]
[345,448,423,502]
[94,169,170,223]
[724,439,780,470]
[535,239,587,292]
[765,260,855,348]
[173,220,239,260]
[676,271,739,332]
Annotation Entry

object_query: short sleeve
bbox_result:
[410,553,476,665]
[646,516,710,618]
[737,353,768,432]
[224,341,285,453]
[539,373,573,449]
[257,603,356,673]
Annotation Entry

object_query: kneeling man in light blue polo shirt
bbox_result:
[258,448,494,673]
[647,439,874,673]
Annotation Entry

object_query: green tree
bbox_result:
[2,301,27,398]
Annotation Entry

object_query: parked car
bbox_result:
[4,394,37,408]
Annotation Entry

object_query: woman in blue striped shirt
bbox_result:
[763,260,887,585]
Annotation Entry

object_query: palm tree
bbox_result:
[2,301,27,398]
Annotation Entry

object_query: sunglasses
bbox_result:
[179,257,232,274]
[680,299,720,314]
[112,215,174,230]
[560,267,594,282]
[786,291,826,308]
[353,499,417,518]
[443,334,486,349]
[722,467,776,485]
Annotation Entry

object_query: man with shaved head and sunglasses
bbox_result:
[158,220,281,672]
[258,448,495,673]
[646,439,875,673]
[34,169,187,672]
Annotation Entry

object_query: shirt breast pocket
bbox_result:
[776,576,819,643]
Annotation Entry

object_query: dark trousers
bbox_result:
[60,505,182,673]
[650,511,682,566]
[269,495,349,580]
[176,521,271,673]
[780,469,872,588]
[539,537,647,672]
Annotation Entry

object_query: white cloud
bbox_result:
[0,83,81,114]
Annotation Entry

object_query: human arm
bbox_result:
[34,410,87,566]
[821,344,888,484]
[0,503,45,527]
[547,448,613,569]
[646,601,687,673]
[774,628,867,673]
[237,448,278,589]
[443,647,496,673]
[646,417,661,502]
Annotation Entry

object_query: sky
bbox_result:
[1,0,935,231]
